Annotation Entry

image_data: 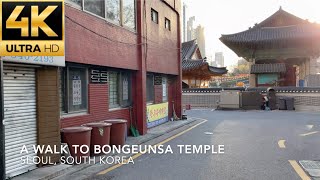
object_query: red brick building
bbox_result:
[61,0,182,134]
[1,1,181,177]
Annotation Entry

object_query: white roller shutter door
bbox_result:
[3,64,37,178]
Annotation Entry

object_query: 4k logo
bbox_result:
[0,0,64,56]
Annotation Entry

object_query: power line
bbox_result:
[65,15,144,46]
[65,15,181,50]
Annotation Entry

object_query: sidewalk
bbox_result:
[12,118,196,180]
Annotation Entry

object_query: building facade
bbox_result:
[195,25,206,57]
[1,0,182,178]
[62,0,182,136]
[186,16,195,41]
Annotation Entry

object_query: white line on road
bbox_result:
[300,131,319,137]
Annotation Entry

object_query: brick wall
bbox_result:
[61,84,131,133]
[65,6,139,70]
[154,85,163,104]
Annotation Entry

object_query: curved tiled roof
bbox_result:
[220,7,320,46]
[250,63,286,74]
[220,24,320,44]
[182,59,228,75]
[182,59,206,70]
[181,39,198,60]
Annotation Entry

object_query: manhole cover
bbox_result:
[299,160,320,177]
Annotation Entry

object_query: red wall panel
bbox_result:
[145,0,180,75]
[65,6,139,70]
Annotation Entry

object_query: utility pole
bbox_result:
[0,58,5,180]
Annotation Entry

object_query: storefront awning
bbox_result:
[250,63,286,74]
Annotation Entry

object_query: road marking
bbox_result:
[300,131,319,137]
[97,119,208,175]
[278,140,286,148]
[289,160,311,180]
[306,125,313,130]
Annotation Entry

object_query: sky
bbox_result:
[183,0,320,68]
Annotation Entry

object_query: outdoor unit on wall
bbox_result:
[219,90,241,109]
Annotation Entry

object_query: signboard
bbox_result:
[90,69,108,83]
[2,56,65,66]
[0,0,65,56]
[72,76,82,105]
[147,102,169,128]
[154,75,162,85]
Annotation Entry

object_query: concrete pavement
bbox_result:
[32,110,320,180]
[89,110,320,180]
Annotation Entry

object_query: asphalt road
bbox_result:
[60,110,320,180]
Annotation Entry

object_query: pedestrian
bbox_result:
[264,95,270,110]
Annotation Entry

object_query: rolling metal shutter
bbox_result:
[3,64,37,178]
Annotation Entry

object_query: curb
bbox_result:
[40,118,197,180]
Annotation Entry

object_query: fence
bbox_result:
[182,87,320,112]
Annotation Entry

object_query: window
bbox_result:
[146,74,155,103]
[165,18,171,30]
[162,77,168,102]
[109,72,119,108]
[151,9,158,24]
[60,66,88,114]
[84,0,105,17]
[66,0,82,7]
[71,0,136,30]
[106,0,120,24]
[109,71,132,108]
[123,0,136,29]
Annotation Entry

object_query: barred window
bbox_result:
[109,72,119,108]
[109,71,132,109]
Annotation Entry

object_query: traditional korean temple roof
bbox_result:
[220,24,320,44]
[182,59,228,75]
[219,8,320,59]
[250,63,286,74]
[182,39,199,60]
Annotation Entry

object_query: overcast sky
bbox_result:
[183,0,320,68]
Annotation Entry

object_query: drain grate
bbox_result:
[300,160,320,169]
[299,160,320,177]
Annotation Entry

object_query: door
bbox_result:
[3,64,37,178]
